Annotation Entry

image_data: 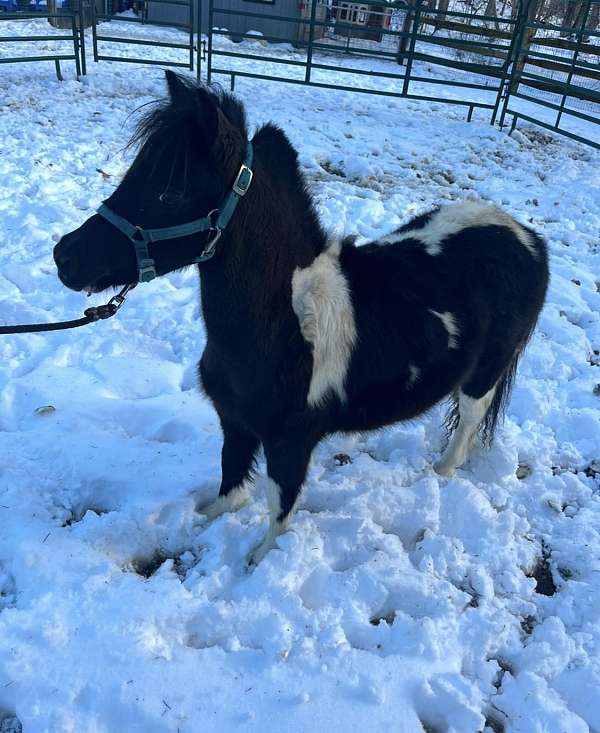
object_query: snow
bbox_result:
[1,18,600,733]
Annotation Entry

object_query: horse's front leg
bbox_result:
[197,419,260,520]
[247,428,319,567]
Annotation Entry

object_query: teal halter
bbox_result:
[97,141,254,283]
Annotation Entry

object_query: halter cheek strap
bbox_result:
[97,141,254,283]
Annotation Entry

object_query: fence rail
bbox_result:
[91,0,195,69]
[0,4,84,78]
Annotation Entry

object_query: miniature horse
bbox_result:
[54,72,549,565]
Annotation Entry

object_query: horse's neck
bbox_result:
[199,221,322,353]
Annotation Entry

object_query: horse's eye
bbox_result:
[159,191,184,206]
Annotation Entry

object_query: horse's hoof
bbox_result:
[246,536,275,567]
[196,487,250,521]
[433,460,456,478]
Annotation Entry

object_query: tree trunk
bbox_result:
[485,0,500,29]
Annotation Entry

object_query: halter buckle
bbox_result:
[138,260,157,283]
[232,164,253,197]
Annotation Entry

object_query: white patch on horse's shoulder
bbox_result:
[292,240,357,408]
[381,201,539,258]
[430,309,460,349]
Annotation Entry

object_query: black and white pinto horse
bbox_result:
[54,72,549,565]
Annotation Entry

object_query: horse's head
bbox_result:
[54,71,249,293]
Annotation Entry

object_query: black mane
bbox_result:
[130,80,248,151]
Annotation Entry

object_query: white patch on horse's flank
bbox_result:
[380,200,539,258]
[247,477,296,566]
[197,482,251,520]
[292,239,357,407]
[430,310,460,350]
[407,363,421,388]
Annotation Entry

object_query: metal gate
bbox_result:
[498,0,600,149]
[0,2,84,79]
[203,0,599,148]
[205,0,520,121]
[91,0,196,71]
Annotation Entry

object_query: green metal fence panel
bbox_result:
[206,0,523,120]
[91,0,195,70]
[499,0,600,149]
[0,3,84,79]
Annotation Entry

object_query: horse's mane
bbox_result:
[129,80,248,151]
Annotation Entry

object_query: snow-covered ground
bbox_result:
[1,18,600,733]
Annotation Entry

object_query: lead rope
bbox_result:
[0,283,136,335]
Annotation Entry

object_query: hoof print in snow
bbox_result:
[369,610,396,626]
[588,349,600,366]
[62,506,109,527]
[130,549,199,581]
[334,453,352,466]
[558,566,574,581]
[529,556,557,596]
[0,717,22,733]
[593,383,600,397]
[516,462,532,480]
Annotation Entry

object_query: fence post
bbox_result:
[189,0,194,71]
[497,0,533,129]
[196,0,202,80]
[78,0,87,75]
[490,13,521,124]
[305,0,317,83]
[91,0,99,62]
[554,0,592,130]
[206,0,213,83]
[401,0,421,96]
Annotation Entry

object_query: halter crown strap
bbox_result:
[97,141,254,283]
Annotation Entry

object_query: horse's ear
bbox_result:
[164,70,192,104]
[194,87,219,146]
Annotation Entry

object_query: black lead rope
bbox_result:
[0,283,136,335]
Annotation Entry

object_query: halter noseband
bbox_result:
[96,141,254,283]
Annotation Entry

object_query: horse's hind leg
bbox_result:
[434,385,496,477]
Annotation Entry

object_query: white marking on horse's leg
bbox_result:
[247,478,294,566]
[434,386,496,477]
[292,239,357,407]
[430,310,460,349]
[197,483,251,521]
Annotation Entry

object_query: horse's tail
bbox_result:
[480,351,520,445]
[483,318,544,445]
[444,330,535,447]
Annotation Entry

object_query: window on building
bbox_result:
[338,2,369,25]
